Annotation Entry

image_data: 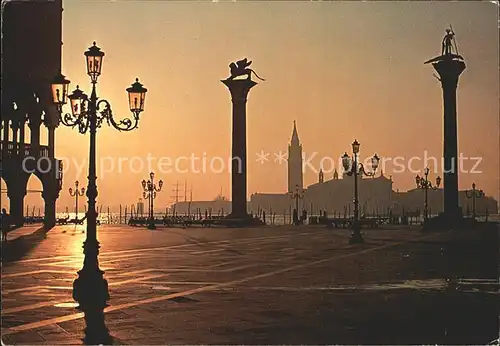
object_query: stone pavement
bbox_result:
[1,224,498,344]
[2,225,44,242]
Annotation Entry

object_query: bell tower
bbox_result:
[288,121,303,192]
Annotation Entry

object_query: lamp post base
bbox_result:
[73,241,109,308]
[82,305,113,345]
[73,270,109,308]
[349,231,364,244]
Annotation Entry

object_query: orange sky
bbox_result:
[5,0,498,212]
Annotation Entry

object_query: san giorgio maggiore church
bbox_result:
[173,122,497,217]
[250,122,393,216]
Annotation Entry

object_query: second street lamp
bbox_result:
[415,167,441,222]
[141,172,163,230]
[341,139,380,244]
[289,184,305,225]
[51,41,148,308]
[465,183,485,220]
[69,180,85,222]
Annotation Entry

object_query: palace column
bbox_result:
[42,182,58,229]
[28,116,41,158]
[221,79,257,219]
[8,181,27,227]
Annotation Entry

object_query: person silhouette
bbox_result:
[1,208,11,241]
[292,208,298,225]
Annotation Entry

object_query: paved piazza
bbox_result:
[1,224,498,344]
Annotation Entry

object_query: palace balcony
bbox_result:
[1,141,50,158]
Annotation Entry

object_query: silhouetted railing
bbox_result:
[1,141,50,158]
[39,146,49,158]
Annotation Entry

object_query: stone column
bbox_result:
[2,119,10,149]
[48,125,56,158]
[19,116,26,157]
[42,163,61,229]
[46,105,59,158]
[221,78,257,219]
[42,173,60,230]
[432,57,466,224]
[29,118,41,158]
[43,195,57,229]
[8,187,26,227]
[11,121,19,156]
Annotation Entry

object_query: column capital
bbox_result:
[433,59,466,88]
[42,178,62,201]
[221,79,257,102]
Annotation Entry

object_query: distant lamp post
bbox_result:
[465,183,484,220]
[69,180,85,221]
[289,184,304,225]
[415,167,441,222]
[141,172,163,230]
[51,42,148,308]
[341,139,380,244]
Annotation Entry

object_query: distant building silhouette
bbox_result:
[288,121,303,192]
[251,175,393,216]
[252,126,394,215]
[137,199,145,217]
[171,192,233,216]
[392,188,497,217]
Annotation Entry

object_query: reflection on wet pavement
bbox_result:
[226,278,499,293]
[2,224,498,344]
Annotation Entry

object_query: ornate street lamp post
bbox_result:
[465,183,484,220]
[141,172,163,230]
[69,180,85,222]
[51,42,148,308]
[341,140,379,244]
[415,167,441,222]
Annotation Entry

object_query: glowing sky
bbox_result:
[7,0,499,211]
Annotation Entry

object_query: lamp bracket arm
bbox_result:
[60,111,81,128]
[76,112,90,134]
[98,99,139,132]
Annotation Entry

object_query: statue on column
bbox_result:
[227,58,265,81]
[441,28,455,56]
[425,26,464,64]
